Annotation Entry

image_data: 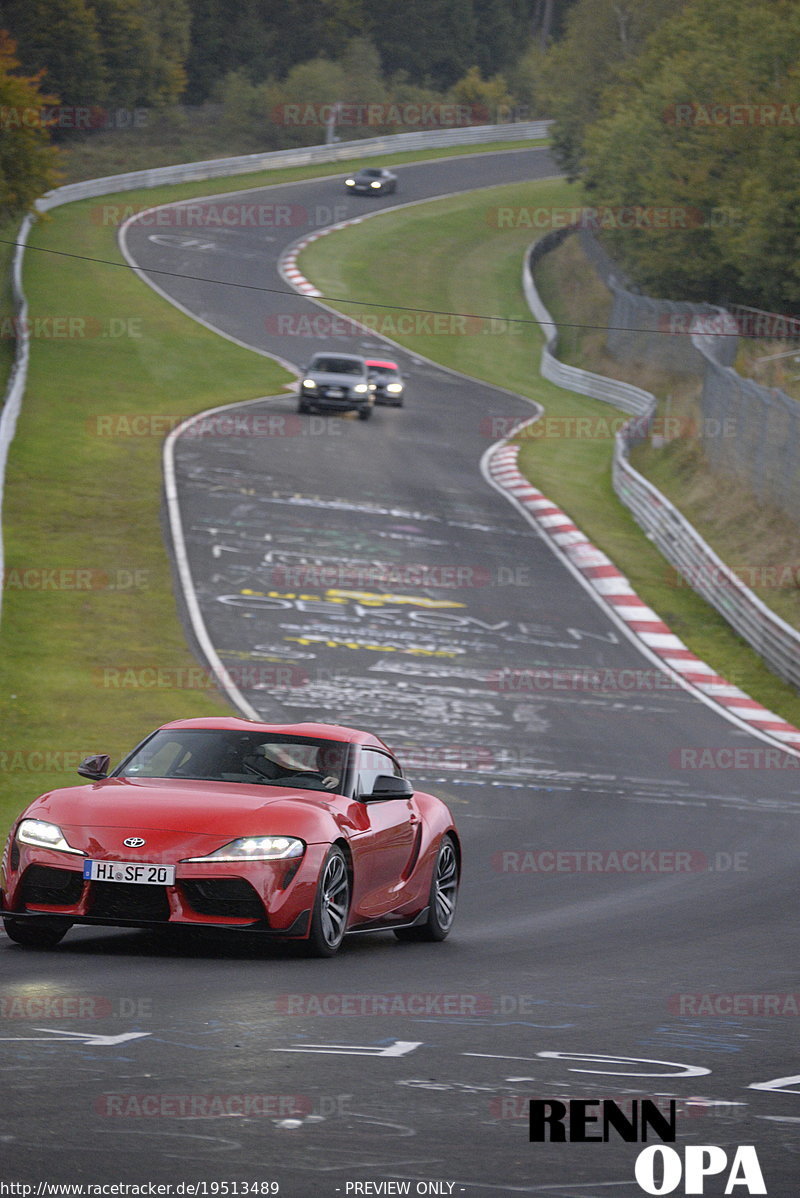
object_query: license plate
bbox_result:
[326,388,344,397]
[83,860,175,885]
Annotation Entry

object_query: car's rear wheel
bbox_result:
[305,846,350,957]
[3,916,71,949]
[394,835,458,942]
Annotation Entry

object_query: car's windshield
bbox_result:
[117,730,348,791]
[369,367,399,380]
[310,357,363,375]
[361,170,382,177]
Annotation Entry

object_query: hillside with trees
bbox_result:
[542,0,800,309]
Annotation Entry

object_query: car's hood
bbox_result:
[22,778,340,839]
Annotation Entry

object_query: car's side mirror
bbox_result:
[77,753,111,780]
[361,774,413,801]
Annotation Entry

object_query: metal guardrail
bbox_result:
[524,229,652,417]
[0,121,551,627]
[692,318,800,524]
[523,227,800,692]
[0,213,34,626]
[35,121,552,211]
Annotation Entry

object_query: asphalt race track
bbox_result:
[3,149,799,1197]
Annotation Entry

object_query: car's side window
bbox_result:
[356,748,403,796]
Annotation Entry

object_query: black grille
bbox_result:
[90,881,170,922]
[181,878,264,920]
[22,865,83,907]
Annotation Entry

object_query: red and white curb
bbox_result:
[281,222,362,296]
[486,435,800,752]
[281,216,800,755]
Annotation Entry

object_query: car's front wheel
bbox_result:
[395,835,458,942]
[3,916,71,949]
[358,406,372,421]
[305,846,351,957]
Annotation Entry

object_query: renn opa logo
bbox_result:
[528,1100,766,1194]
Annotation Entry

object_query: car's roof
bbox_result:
[158,716,391,750]
[309,351,365,362]
[366,359,399,369]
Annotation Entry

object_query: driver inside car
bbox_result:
[243,743,341,790]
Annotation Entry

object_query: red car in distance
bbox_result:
[1,718,460,957]
[366,358,406,406]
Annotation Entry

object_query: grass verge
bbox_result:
[298,178,800,728]
[536,234,800,633]
[0,193,290,838]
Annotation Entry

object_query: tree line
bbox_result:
[2,0,797,311]
[542,0,800,310]
[0,0,576,218]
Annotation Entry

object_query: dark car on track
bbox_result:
[345,167,398,195]
[366,359,406,406]
[298,351,374,419]
[1,717,461,957]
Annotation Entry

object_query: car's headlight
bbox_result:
[345,177,355,185]
[353,383,369,393]
[17,819,85,856]
[370,180,381,188]
[302,378,317,389]
[182,836,305,863]
[386,383,403,393]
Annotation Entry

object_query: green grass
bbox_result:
[298,179,800,729]
[0,193,291,836]
[0,136,549,838]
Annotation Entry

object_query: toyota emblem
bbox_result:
[123,837,146,848]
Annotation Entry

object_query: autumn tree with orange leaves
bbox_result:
[0,32,60,217]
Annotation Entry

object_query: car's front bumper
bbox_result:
[372,389,404,406]
[2,841,330,938]
[301,390,372,412]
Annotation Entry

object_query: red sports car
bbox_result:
[1,718,460,957]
